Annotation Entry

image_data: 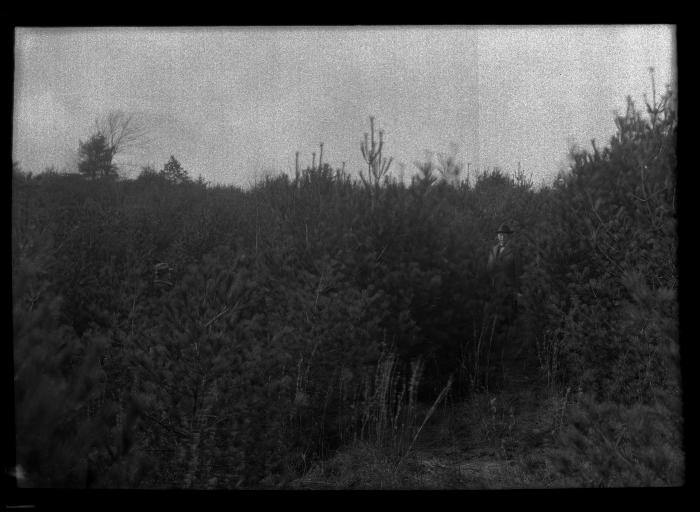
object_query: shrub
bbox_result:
[12,86,678,487]
[548,392,683,487]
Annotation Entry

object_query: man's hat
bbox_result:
[496,223,514,234]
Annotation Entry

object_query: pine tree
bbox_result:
[77,133,118,179]
[160,156,190,184]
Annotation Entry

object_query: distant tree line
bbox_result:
[12,78,680,488]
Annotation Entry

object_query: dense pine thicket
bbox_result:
[12,89,680,488]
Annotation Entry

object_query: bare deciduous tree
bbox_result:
[94,110,152,161]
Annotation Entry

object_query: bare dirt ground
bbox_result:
[291,354,574,489]
[401,365,570,489]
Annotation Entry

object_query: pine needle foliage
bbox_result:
[12,81,679,487]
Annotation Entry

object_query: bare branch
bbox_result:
[94,110,152,158]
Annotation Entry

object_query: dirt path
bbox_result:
[290,353,572,489]
[403,358,569,489]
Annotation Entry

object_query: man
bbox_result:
[485,223,524,371]
[487,223,520,292]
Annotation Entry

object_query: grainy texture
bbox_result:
[11,79,679,489]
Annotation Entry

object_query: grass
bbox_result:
[287,348,597,490]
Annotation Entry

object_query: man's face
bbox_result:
[497,232,509,245]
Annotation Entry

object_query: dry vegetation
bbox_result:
[11,83,680,489]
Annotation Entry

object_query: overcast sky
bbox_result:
[13,26,675,187]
